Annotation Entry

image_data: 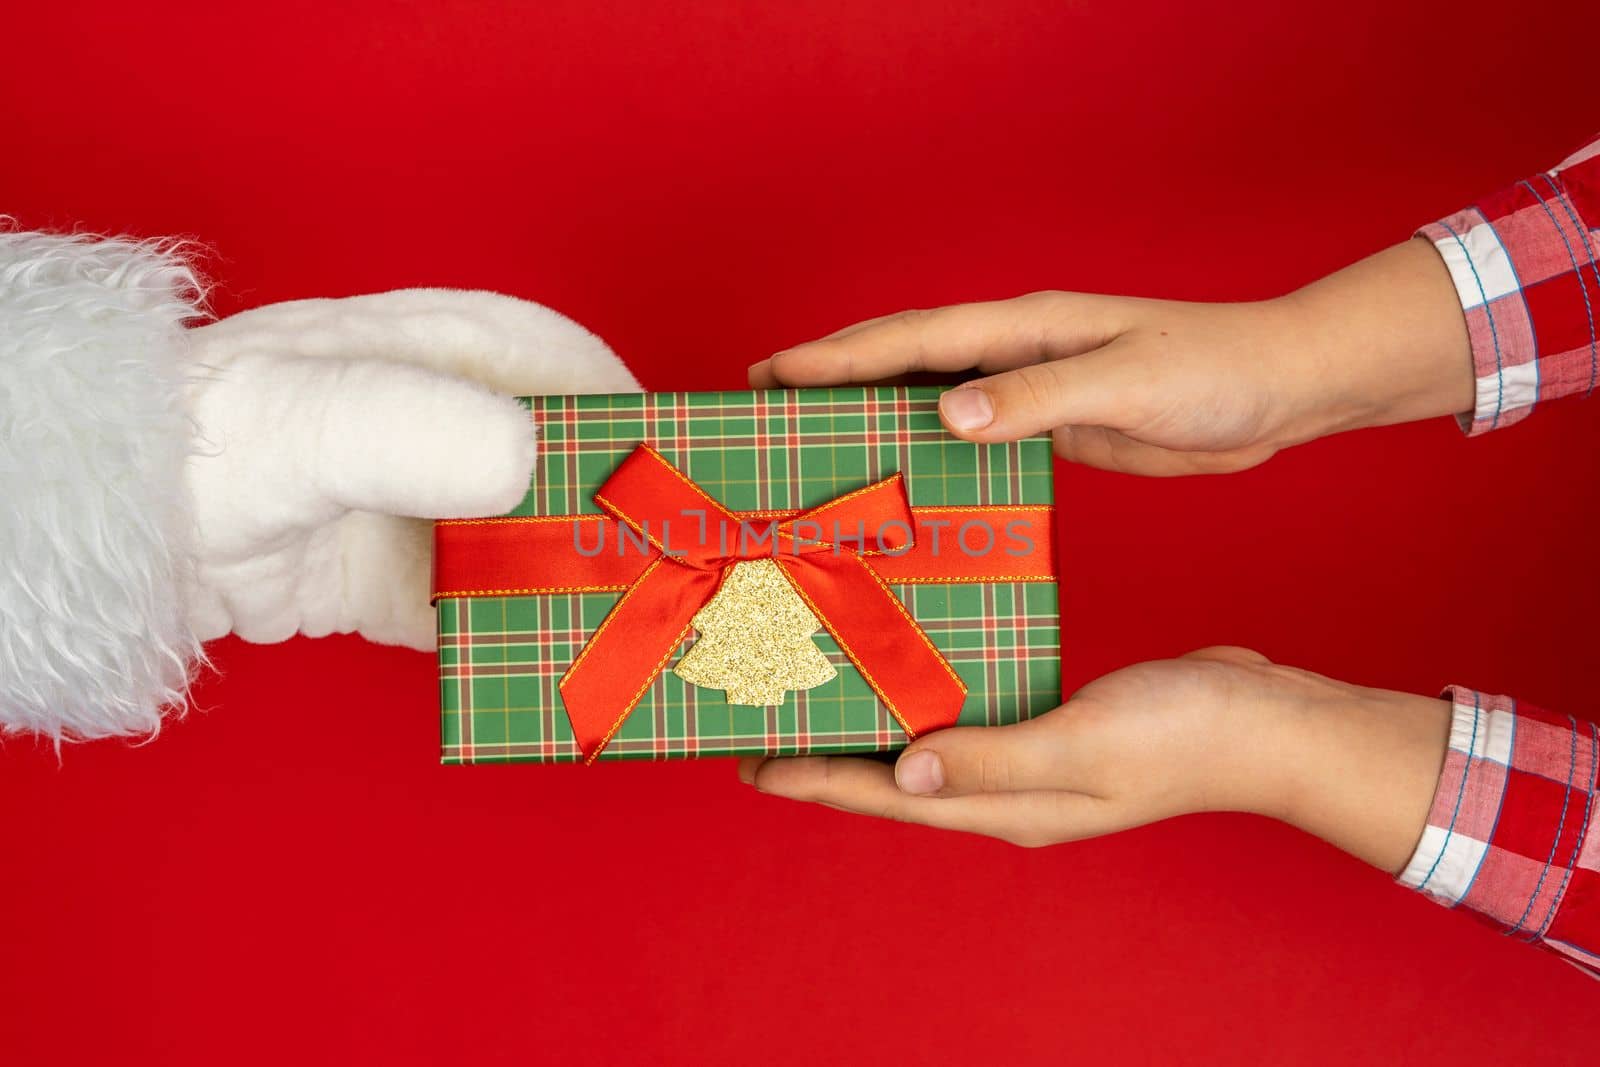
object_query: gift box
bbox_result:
[432,386,1061,763]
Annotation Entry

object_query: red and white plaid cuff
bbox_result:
[1417,134,1600,435]
[1399,688,1600,974]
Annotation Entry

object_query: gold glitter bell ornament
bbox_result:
[673,559,837,704]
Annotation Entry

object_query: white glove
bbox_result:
[183,288,639,651]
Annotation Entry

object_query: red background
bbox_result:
[4,2,1599,1063]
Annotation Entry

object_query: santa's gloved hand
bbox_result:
[0,229,636,741]
[184,289,636,651]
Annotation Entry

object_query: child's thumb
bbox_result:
[937,343,1144,443]
[893,714,1076,798]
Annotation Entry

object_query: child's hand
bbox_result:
[740,647,1451,873]
[750,240,1474,475]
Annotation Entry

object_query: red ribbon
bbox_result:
[551,444,968,762]
[434,509,1056,596]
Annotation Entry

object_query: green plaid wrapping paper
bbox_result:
[437,386,1061,763]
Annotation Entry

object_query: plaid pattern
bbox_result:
[1419,133,1600,435]
[1399,689,1600,975]
[438,387,1060,763]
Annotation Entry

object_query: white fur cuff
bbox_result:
[0,228,205,741]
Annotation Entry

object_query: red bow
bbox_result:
[559,444,967,761]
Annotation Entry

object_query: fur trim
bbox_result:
[0,226,206,741]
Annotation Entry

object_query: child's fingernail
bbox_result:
[737,758,762,786]
[940,387,993,432]
[896,750,945,795]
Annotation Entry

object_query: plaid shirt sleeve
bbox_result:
[1398,688,1600,974]
[1417,134,1600,435]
